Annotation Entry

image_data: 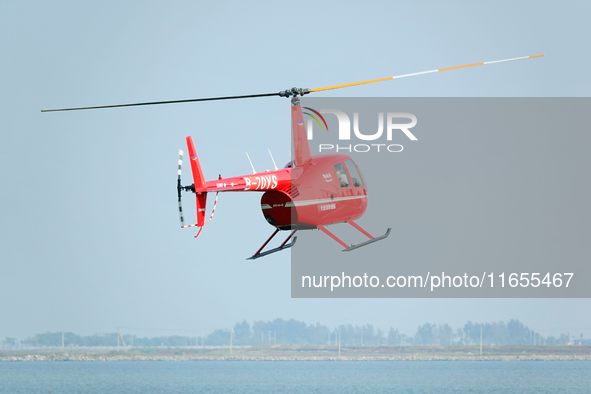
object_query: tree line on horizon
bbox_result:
[4,318,571,348]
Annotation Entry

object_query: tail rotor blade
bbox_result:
[177,150,185,227]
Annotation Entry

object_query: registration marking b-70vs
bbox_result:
[245,174,278,191]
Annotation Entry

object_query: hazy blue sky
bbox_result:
[1,1,590,340]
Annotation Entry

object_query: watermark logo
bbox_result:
[304,108,417,153]
[303,107,329,132]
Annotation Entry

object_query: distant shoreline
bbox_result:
[3,355,591,362]
[2,345,591,362]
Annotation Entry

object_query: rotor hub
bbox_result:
[279,87,310,106]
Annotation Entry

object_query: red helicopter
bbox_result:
[178,101,380,259]
[42,54,544,259]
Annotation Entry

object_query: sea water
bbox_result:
[1,361,590,393]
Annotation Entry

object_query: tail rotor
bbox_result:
[177,150,185,227]
[176,146,218,238]
[177,149,195,228]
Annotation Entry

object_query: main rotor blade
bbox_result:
[42,54,544,112]
[309,54,545,93]
[41,92,281,112]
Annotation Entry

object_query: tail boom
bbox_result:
[204,170,291,193]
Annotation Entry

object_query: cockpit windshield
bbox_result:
[345,159,364,187]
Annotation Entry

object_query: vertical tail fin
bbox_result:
[186,136,207,227]
[195,193,207,227]
[186,136,206,191]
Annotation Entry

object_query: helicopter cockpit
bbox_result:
[334,162,350,187]
[344,159,364,187]
[334,160,364,188]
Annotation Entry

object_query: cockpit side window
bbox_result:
[334,162,350,187]
[345,159,364,187]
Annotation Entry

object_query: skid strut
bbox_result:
[317,221,391,252]
[248,230,297,260]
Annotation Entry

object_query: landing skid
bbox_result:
[317,220,390,252]
[247,229,297,260]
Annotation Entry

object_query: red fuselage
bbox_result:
[200,153,367,230]
[262,154,367,230]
